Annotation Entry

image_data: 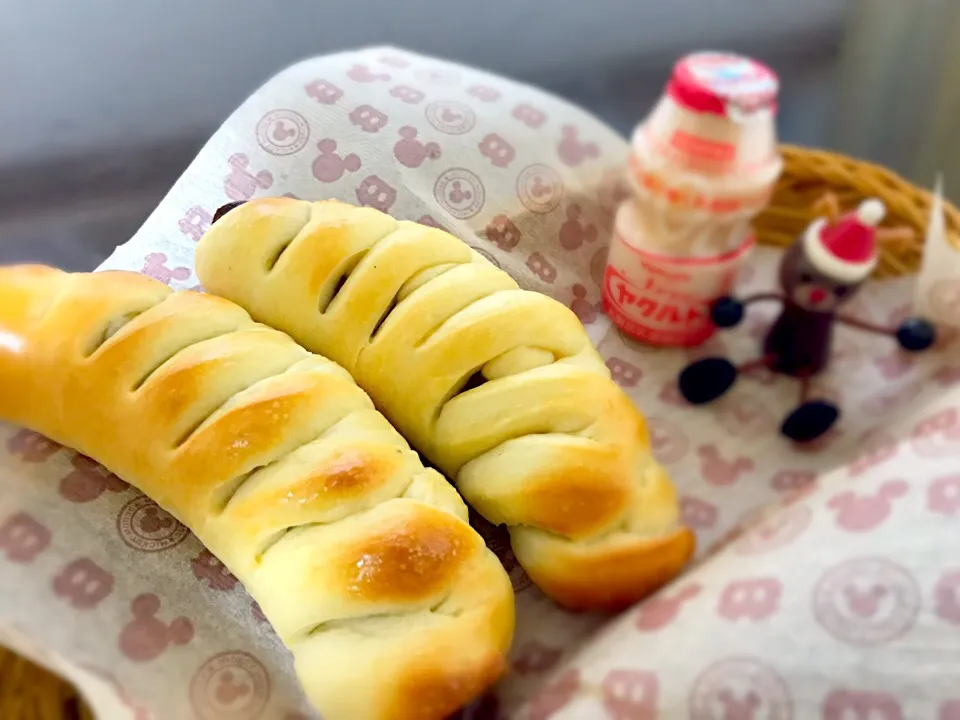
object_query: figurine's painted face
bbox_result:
[779,241,864,312]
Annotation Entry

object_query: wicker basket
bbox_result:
[2,143,957,719]
[0,648,94,720]
[755,144,960,278]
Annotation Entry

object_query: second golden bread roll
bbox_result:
[0,265,514,720]
[197,198,696,610]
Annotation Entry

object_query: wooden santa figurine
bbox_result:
[678,198,936,442]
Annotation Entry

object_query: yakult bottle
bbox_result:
[603,52,782,347]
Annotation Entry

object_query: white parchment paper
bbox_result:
[2,46,959,720]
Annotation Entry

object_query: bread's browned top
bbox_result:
[0,264,514,719]
[196,197,695,611]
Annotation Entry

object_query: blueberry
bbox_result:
[710,296,745,328]
[896,318,936,352]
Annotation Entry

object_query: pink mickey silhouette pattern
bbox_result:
[717,577,782,622]
[355,175,397,213]
[59,453,129,503]
[389,85,426,104]
[558,205,599,251]
[524,668,580,720]
[434,168,485,219]
[634,583,701,631]
[178,206,213,242]
[517,164,564,214]
[312,139,362,183]
[484,214,521,252]
[468,85,501,102]
[697,445,754,486]
[911,407,960,458]
[557,125,600,167]
[601,669,659,719]
[119,593,193,661]
[449,182,471,203]
[394,126,441,168]
[783,479,820,505]
[349,104,389,133]
[140,508,170,534]
[191,549,239,591]
[255,109,310,156]
[813,557,921,646]
[478,133,516,168]
[570,283,601,325]
[657,378,687,407]
[526,252,557,284]
[606,356,642,388]
[347,63,390,83]
[116,495,190,553]
[734,503,813,555]
[52,557,114,609]
[304,79,343,105]
[848,427,899,476]
[822,688,904,720]
[647,416,689,465]
[224,153,273,201]
[425,100,476,135]
[215,671,251,704]
[6,429,60,463]
[142,252,190,286]
[0,512,51,563]
[680,495,718,530]
[512,641,562,676]
[769,469,817,494]
[928,474,960,515]
[827,480,908,532]
[512,103,547,128]
[190,651,271,720]
[934,570,960,626]
[689,657,792,720]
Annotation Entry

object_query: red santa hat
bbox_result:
[802,199,885,283]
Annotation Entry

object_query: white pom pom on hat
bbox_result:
[802,198,885,283]
[855,198,886,226]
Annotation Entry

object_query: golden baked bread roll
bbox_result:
[197,198,696,611]
[0,264,514,720]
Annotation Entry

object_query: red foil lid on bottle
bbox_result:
[667,52,779,119]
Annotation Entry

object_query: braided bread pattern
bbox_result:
[197,198,695,610]
[0,265,514,720]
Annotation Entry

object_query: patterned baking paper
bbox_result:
[1,46,959,720]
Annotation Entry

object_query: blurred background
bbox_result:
[0,0,954,269]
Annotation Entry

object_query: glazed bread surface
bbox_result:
[0,265,514,720]
[196,198,696,610]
